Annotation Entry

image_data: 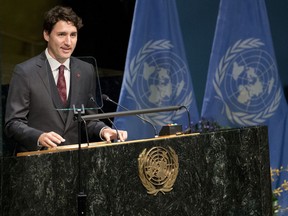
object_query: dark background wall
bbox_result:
[62,0,135,70]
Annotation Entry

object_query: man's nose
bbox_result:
[65,36,71,45]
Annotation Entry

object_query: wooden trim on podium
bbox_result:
[16,133,200,157]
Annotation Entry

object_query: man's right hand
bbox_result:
[38,131,65,148]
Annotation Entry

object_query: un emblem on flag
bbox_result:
[213,38,282,125]
[126,40,193,125]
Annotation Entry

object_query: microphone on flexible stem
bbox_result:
[102,94,159,138]
[179,105,192,134]
[89,95,121,142]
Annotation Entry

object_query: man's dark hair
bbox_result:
[43,5,83,34]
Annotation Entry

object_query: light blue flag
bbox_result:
[201,0,288,213]
[114,0,199,140]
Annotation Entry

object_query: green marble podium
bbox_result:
[1,126,273,215]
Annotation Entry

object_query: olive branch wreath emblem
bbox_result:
[138,146,179,196]
[213,38,281,125]
[126,39,193,125]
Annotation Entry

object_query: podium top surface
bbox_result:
[16,133,200,157]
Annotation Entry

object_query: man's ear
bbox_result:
[43,31,49,42]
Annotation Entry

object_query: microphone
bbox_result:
[102,94,159,138]
[179,105,192,134]
[89,95,121,142]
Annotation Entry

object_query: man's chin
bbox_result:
[58,54,72,61]
[62,52,72,57]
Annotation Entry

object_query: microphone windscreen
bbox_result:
[101,94,109,101]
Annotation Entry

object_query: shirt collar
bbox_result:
[45,48,70,71]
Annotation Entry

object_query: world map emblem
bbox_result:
[138,146,179,195]
[126,40,193,125]
[213,38,282,125]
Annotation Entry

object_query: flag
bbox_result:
[201,0,288,213]
[113,0,199,140]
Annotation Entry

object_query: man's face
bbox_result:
[43,20,78,63]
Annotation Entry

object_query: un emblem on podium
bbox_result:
[138,146,179,195]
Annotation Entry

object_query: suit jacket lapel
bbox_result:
[36,53,52,99]
[37,52,67,123]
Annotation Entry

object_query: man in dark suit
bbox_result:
[5,5,127,153]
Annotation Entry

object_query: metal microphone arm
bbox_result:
[103,95,159,138]
[179,105,192,134]
[81,106,182,121]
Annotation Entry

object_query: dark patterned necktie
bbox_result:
[57,65,67,105]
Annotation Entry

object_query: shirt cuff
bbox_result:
[99,126,111,140]
[37,140,43,150]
